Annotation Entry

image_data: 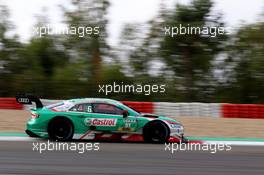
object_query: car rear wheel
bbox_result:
[48,117,73,141]
[143,121,170,143]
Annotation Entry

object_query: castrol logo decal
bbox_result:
[85,118,117,126]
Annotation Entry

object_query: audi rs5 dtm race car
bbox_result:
[16,95,186,143]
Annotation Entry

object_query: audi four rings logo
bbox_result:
[18,98,30,103]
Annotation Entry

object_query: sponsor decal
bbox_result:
[117,119,137,131]
[123,119,136,123]
[123,119,137,128]
[85,118,117,126]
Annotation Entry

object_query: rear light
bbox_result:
[31,113,39,119]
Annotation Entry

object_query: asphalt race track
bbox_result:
[0,141,263,175]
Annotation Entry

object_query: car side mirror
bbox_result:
[122,110,128,118]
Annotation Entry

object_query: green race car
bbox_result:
[16,94,185,143]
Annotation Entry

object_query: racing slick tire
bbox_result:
[48,117,74,141]
[143,120,170,143]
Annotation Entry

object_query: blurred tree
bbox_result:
[119,2,168,78]
[159,0,227,101]
[0,5,22,96]
[62,0,110,85]
[18,36,69,97]
[221,22,264,103]
[118,23,144,76]
[118,0,227,102]
[2,0,264,103]
[117,3,171,101]
[7,10,70,98]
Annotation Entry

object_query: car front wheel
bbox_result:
[143,121,170,143]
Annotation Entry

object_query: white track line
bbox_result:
[0,136,264,146]
[0,136,39,141]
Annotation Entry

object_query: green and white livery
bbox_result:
[16,95,185,143]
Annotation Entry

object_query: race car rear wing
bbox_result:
[16,94,43,109]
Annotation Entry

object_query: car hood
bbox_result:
[140,113,180,124]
